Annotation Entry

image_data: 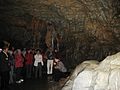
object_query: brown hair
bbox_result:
[1,41,10,49]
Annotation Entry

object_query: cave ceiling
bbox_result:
[0,0,120,67]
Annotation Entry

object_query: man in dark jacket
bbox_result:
[0,41,10,90]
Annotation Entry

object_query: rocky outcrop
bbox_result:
[62,52,120,90]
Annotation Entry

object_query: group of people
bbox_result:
[0,41,68,90]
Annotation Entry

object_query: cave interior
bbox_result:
[0,0,120,69]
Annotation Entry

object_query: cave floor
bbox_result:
[9,76,49,90]
[1,72,68,90]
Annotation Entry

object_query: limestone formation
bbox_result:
[62,52,120,90]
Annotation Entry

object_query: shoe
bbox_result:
[20,79,24,82]
[16,80,21,84]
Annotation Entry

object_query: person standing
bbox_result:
[0,41,10,90]
[46,47,54,75]
[25,49,33,78]
[34,49,44,78]
[14,49,24,83]
[8,50,15,84]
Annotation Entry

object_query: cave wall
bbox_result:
[0,0,120,69]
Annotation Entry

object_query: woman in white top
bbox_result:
[34,49,44,78]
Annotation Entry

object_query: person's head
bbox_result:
[32,48,35,54]
[28,50,31,53]
[17,49,22,54]
[23,48,26,51]
[3,46,9,53]
[26,49,31,53]
[0,41,10,53]
[54,57,60,62]
[36,49,41,54]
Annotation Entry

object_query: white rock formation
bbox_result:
[62,60,99,90]
[62,52,120,90]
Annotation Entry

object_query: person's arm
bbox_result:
[0,53,2,71]
[44,50,49,59]
[34,54,36,60]
[33,54,37,66]
[40,55,44,66]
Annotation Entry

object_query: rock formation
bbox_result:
[62,52,120,90]
[0,0,120,69]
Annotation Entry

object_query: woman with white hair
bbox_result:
[14,49,24,83]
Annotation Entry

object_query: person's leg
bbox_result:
[1,71,10,90]
[49,60,53,74]
[11,66,14,83]
[4,71,10,90]
[26,65,31,78]
[53,69,62,81]
[47,60,53,81]
[35,66,38,78]
[38,63,42,78]
[9,67,13,84]
[16,67,24,83]
[42,61,47,75]
[19,67,24,80]
[26,65,29,78]
[32,66,35,77]
[47,60,50,74]
[53,69,58,81]
[15,68,20,81]
[29,64,32,78]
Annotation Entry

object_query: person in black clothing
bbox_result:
[0,41,10,90]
